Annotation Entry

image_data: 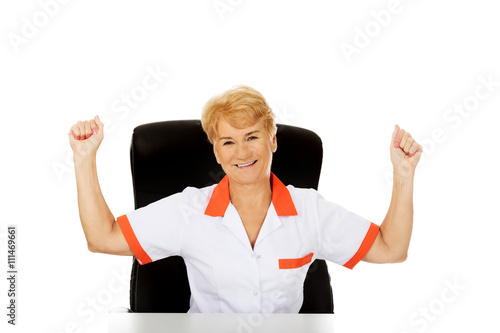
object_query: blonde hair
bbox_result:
[201,85,277,144]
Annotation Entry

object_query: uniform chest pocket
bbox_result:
[278,252,314,269]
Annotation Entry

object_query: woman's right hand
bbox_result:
[68,115,104,160]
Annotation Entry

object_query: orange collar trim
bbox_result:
[204,173,298,217]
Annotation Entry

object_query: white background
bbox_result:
[1,0,499,332]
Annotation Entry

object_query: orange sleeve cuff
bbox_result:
[343,222,379,270]
[117,214,152,265]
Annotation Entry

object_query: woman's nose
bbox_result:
[235,143,251,159]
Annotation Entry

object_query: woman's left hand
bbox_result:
[390,124,423,179]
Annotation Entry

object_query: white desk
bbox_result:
[109,312,334,333]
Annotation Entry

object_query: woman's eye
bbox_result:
[223,141,233,146]
[248,136,258,141]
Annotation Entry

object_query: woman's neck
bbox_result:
[229,177,272,211]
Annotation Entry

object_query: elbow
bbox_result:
[392,252,407,263]
[87,241,102,254]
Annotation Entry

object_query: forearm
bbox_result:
[379,172,414,261]
[74,155,116,251]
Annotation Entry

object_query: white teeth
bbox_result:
[237,161,256,167]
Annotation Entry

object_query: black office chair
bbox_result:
[126,120,333,314]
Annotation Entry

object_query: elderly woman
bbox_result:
[69,85,422,313]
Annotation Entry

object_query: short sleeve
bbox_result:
[312,191,379,269]
[116,191,187,265]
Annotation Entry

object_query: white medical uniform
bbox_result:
[117,173,379,313]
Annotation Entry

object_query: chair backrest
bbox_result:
[128,120,333,313]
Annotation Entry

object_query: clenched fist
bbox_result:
[390,124,423,179]
[68,115,104,160]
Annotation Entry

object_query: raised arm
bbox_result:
[363,124,423,263]
[68,115,132,256]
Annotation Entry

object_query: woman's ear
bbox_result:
[272,134,277,153]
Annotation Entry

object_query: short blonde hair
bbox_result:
[201,85,277,144]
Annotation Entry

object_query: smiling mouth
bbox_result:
[236,160,257,168]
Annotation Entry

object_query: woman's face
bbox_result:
[213,117,277,187]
